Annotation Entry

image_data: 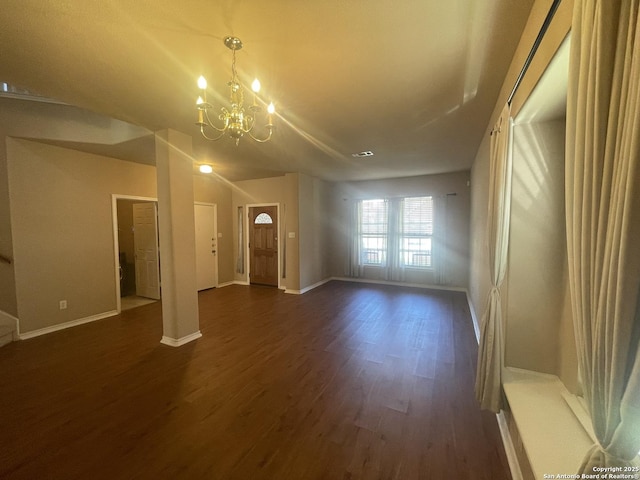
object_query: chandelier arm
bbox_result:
[246,128,273,143]
[240,115,256,133]
[199,124,227,141]
[203,109,227,132]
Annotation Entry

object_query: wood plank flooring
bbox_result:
[0,281,511,479]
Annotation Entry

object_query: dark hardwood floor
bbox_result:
[0,281,511,480]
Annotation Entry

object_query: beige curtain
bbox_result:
[348,200,363,278]
[475,104,513,413]
[566,0,640,472]
[387,198,405,282]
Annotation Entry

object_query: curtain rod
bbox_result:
[507,0,563,105]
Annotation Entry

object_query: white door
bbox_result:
[194,204,218,291]
[133,202,161,299]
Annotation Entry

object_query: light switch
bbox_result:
[288,232,296,238]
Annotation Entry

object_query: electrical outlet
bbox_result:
[59,300,67,310]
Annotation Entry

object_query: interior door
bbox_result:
[133,202,161,299]
[249,206,278,286]
[194,204,218,291]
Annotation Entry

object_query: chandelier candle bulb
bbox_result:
[197,76,207,104]
[251,79,260,107]
[196,96,205,125]
[267,102,275,125]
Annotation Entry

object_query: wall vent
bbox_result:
[351,151,374,158]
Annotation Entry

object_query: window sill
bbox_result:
[359,265,435,271]
[503,367,593,479]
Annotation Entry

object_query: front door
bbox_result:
[133,202,161,299]
[249,206,278,286]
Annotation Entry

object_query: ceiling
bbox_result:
[0,0,534,182]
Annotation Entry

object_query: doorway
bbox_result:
[194,203,218,290]
[113,195,161,312]
[132,202,161,299]
[113,195,220,312]
[248,205,279,287]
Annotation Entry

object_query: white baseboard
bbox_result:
[285,278,332,295]
[216,281,235,288]
[464,289,480,343]
[464,291,520,479]
[331,276,467,293]
[19,310,118,340]
[160,331,202,347]
[496,410,523,480]
[232,277,467,296]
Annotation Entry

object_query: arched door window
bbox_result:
[255,213,273,224]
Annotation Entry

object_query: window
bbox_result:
[357,196,434,269]
[254,213,273,224]
[360,199,388,265]
[400,196,433,268]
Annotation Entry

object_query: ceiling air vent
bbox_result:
[351,151,374,158]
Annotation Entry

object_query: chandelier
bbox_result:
[196,36,275,145]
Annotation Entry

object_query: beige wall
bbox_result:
[469,0,573,324]
[284,173,301,291]
[505,120,568,374]
[232,175,289,286]
[329,171,471,288]
[8,138,157,333]
[0,97,152,317]
[0,135,16,317]
[7,139,234,335]
[468,0,578,389]
[193,175,234,285]
[297,173,332,290]
[232,170,469,292]
[2,98,234,335]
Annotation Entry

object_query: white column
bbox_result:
[155,129,201,346]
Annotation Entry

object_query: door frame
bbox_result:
[245,203,281,289]
[194,202,219,290]
[111,194,158,313]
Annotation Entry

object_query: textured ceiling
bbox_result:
[0,0,534,182]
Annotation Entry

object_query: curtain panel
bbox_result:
[387,198,405,282]
[236,206,244,274]
[475,104,513,413]
[433,195,448,285]
[348,200,363,278]
[566,0,640,472]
